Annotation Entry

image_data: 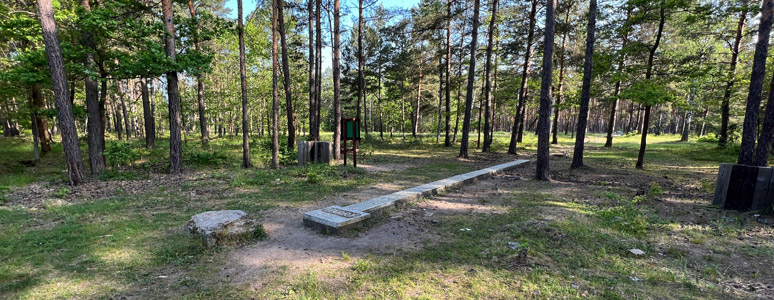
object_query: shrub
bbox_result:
[103,142,140,168]
[185,150,228,166]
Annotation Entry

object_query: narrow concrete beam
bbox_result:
[303,160,529,234]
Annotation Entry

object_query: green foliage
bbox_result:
[103,142,140,168]
[597,195,650,236]
[0,185,9,204]
[185,150,228,167]
[619,80,675,107]
[50,187,70,199]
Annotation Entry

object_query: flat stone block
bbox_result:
[303,206,371,233]
[304,160,530,235]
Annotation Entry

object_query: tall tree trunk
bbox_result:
[437,54,443,143]
[458,0,480,158]
[141,78,154,148]
[570,0,597,169]
[738,0,773,165]
[605,8,631,148]
[681,89,693,142]
[413,54,423,138]
[357,0,365,136]
[552,6,571,145]
[162,0,183,174]
[535,0,556,180]
[308,0,317,140]
[444,0,453,147]
[453,15,467,144]
[315,0,322,140]
[187,0,209,147]
[238,0,251,168]
[80,0,105,174]
[508,0,537,154]
[719,8,747,147]
[636,2,666,169]
[271,0,281,168]
[37,0,84,185]
[119,82,131,139]
[482,0,498,152]
[30,86,51,153]
[277,0,295,150]
[332,0,342,160]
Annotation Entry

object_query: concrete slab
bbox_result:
[303,160,530,234]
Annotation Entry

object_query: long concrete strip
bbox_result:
[303,159,530,234]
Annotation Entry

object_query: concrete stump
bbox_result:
[298,141,332,166]
[713,164,774,212]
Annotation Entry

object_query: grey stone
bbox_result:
[303,160,530,234]
[185,210,258,247]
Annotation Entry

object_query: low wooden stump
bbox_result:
[713,163,774,212]
[298,141,332,166]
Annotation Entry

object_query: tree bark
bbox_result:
[187,0,209,147]
[458,0,480,158]
[508,0,537,154]
[308,0,317,140]
[162,0,183,174]
[605,8,631,148]
[140,78,154,148]
[238,0,251,168]
[277,0,295,150]
[738,0,774,165]
[570,0,597,169]
[357,0,365,137]
[536,0,556,180]
[271,0,281,168]
[552,6,571,145]
[443,0,453,147]
[413,54,423,138]
[80,0,105,174]
[37,0,85,185]
[315,0,322,140]
[718,8,747,147]
[482,0,498,152]
[332,0,342,160]
[681,90,693,142]
[636,2,666,169]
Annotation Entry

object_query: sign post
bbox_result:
[341,118,361,168]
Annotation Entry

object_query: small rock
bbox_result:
[507,242,520,250]
[630,276,641,282]
[629,248,645,256]
[460,228,472,232]
[571,283,579,289]
[431,219,439,224]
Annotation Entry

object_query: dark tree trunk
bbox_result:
[271,0,281,167]
[437,54,443,143]
[187,0,209,147]
[739,0,774,165]
[508,0,537,154]
[482,0,498,152]
[30,86,51,153]
[536,0,556,180]
[357,0,365,137]
[719,8,747,147]
[413,55,423,138]
[315,0,322,140]
[636,2,666,169]
[570,0,597,169]
[308,0,317,140]
[37,0,84,185]
[80,0,105,174]
[605,8,630,148]
[119,81,131,139]
[277,0,295,150]
[754,64,774,166]
[458,0,480,158]
[238,0,251,168]
[681,91,693,142]
[162,0,183,174]
[444,0,452,147]
[553,6,571,145]
[141,78,154,148]
[332,0,342,160]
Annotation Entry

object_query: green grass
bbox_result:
[0,130,771,299]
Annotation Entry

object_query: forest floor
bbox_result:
[1,132,773,299]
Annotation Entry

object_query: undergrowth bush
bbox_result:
[103,142,140,168]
